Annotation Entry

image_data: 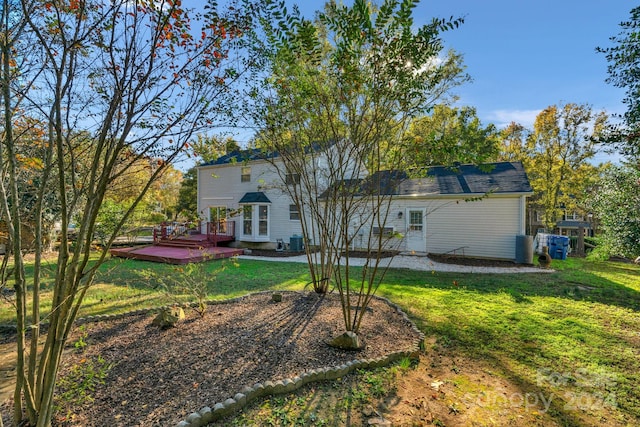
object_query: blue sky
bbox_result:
[416,0,630,129]
[183,1,633,168]
[266,0,632,166]
[290,0,631,130]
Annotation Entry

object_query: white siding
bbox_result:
[424,197,521,259]
[198,159,303,248]
[198,156,529,259]
[362,196,524,260]
[385,196,523,259]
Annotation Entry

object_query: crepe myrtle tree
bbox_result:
[252,0,467,347]
[0,0,255,425]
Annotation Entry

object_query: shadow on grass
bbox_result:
[380,282,640,425]
[379,264,640,312]
[96,258,311,297]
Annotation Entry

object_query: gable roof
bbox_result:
[200,148,276,166]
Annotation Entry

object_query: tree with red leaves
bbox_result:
[0,0,256,425]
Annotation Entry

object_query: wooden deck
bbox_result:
[111,223,241,264]
[110,244,243,264]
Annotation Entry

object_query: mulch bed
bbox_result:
[245,249,400,259]
[243,249,306,257]
[427,253,523,268]
[3,292,420,426]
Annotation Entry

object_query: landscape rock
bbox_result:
[367,417,392,426]
[199,406,213,424]
[328,331,364,350]
[152,306,185,329]
[185,412,201,426]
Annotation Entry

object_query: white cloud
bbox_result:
[487,109,541,129]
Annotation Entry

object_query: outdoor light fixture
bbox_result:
[398,211,403,219]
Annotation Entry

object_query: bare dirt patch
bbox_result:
[209,338,565,427]
[378,343,560,426]
[1,292,420,426]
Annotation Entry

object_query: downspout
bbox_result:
[520,195,527,235]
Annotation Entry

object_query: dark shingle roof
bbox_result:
[556,220,591,229]
[200,149,276,166]
[398,162,533,196]
[319,162,531,198]
[199,141,338,167]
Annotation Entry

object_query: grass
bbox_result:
[0,257,311,324]
[376,258,640,425]
[2,254,639,425]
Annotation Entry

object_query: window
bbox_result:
[258,205,268,236]
[564,211,583,221]
[535,211,544,222]
[241,166,251,182]
[240,204,270,241]
[289,204,300,221]
[409,210,423,231]
[243,206,252,235]
[373,227,394,236]
[285,173,300,185]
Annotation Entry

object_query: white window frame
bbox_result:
[209,206,227,222]
[564,211,583,221]
[242,205,253,236]
[240,203,270,241]
[209,205,228,233]
[289,204,300,221]
[408,210,424,231]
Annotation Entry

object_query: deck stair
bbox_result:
[110,221,241,264]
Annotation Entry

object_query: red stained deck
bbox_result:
[110,244,243,264]
[111,222,240,264]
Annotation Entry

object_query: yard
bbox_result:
[1,255,639,426]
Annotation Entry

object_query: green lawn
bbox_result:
[2,255,639,425]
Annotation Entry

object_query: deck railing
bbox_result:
[206,220,235,244]
[153,221,201,242]
[153,220,235,245]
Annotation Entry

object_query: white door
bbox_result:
[406,208,426,253]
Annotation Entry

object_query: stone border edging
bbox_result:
[173,291,425,427]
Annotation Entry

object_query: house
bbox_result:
[197,149,304,248]
[528,206,594,238]
[197,152,533,260]
[339,162,533,260]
